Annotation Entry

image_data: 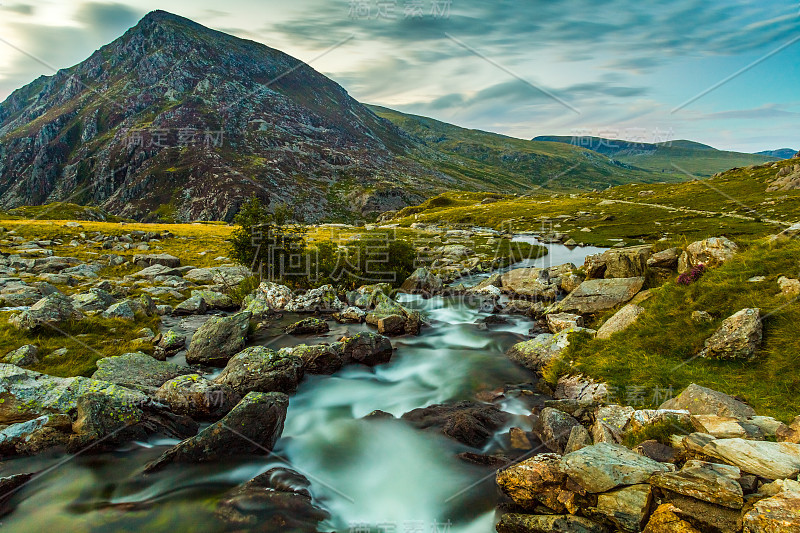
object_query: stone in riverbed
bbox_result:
[0,473,34,516]
[555,277,644,315]
[401,401,509,448]
[698,308,762,361]
[172,295,208,316]
[546,313,584,333]
[703,438,800,479]
[333,306,366,323]
[285,317,329,335]
[155,374,240,421]
[285,284,344,313]
[92,352,194,395]
[400,267,443,296]
[496,514,607,533]
[241,282,294,316]
[560,442,670,493]
[215,467,329,532]
[144,392,289,472]
[496,453,568,512]
[214,346,304,395]
[185,311,251,367]
[649,460,743,509]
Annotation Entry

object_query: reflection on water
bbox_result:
[0,241,602,532]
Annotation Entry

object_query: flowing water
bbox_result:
[1,239,603,532]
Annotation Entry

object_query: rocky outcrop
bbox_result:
[698,308,762,361]
[601,245,652,278]
[145,392,288,472]
[185,311,251,366]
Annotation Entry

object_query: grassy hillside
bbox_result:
[370,106,675,192]
[388,158,799,247]
[532,135,778,177]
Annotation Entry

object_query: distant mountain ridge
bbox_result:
[756,148,797,159]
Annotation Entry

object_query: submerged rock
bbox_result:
[145,392,289,472]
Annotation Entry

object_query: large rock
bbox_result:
[285,284,344,313]
[145,392,289,472]
[340,331,393,366]
[602,245,652,279]
[155,374,241,421]
[556,277,644,315]
[102,300,136,320]
[2,345,39,367]
[173,295,208,316]
[698,308,762,361]
[0,414,71,456]
[660,383,756,420]
[70,288,116,313]
[678,237,739,273]
[496,514,607,533]
[539,408,583,454]
[506,327,593,372]
[183,266,250,285]
[9,293,83,330]
[592,405,635,444]
[242,281,294,315]
[400,267,443,296]
[596,303,644,339]
[554,375,609,403]
[401,401,509,448]
[596,484,652,532]
[500,267,559,300]
[0,473,34,516]
[647,247,681,269]
[560,442,670,493]
[214,346,305,395]
[185,311,251,366]
[133,253,181,268]
[703,438,800,479]
[650,460,743,509]
[215,467,329,532]
[496,453,568,512]
[643,504,702,533]
[743,483,800,532]
[132,263,182,280]
[191,289,236,310]
[285,317,329,335]
[92,352,194,395]
[365,295,421,336]
[546,313,584,333]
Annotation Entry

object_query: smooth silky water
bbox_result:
[0,240,602,532]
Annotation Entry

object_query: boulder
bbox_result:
[333,306,366,323]
[400,267,443,296]
[214,346,304,395]
[643,504,702,533]
[596,484,652,532]
[70,288,116,313]
[690,414,753,439]
[560,442,670,493]
[743,487,800,533]
[647,247,681,269]
[556,277,644,315]
[703,438,800,479]
[658,492,742,533]
[173,295,208,316]
[285,317,330,335]
[506,327,594,372]
[538,408,583,454]
[0,473,34,516]
[0,414,71,456]
[602,245,652,278]
[650,460,743,509]
[155,374,240,421]
[3,345,39,367]
[635,440,679,463]
[592,405,635,444]
[133,253,181,268]
[496,454,568,512]
[183,266,250,285]
[242,281,294,315]
[583,254,607,280]
[286,343,346,375]
[777,415,800,443]
[401,401,509,448]
[190,290,237,310]
[9,293,83,331]
[102,300,136,320]
[155,330,186,358]
[554,375,609,403]
[698,308,762,361]
[627,409,692,433]
[596,303,644,339]
[92,352,194,395]
[660,383,756,420]
[496,514,607,533]
[365,295,421,336]
[285,284,344,313]
[185,311,251,366]
[564,425,593,454]
[132,263,182,280]
[144,392,289,472]
[500,267,559,300]
[678,237,739,273]
[340,332,393,366]
[546,313,584,333]
[215,467,329,531]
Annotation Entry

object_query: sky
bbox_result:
[0,0,798,153]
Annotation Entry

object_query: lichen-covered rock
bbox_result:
[560,442,670,493]
[602,245,652,278]
[555,277,644,315]
[546,313,584,333]
[650,460,743,509]
[214,346,304,395]
[703,438,800,479]
[173,295,208,316]
[144,391,289,472]
[643,504,702,533]
[70,288,116,313]
[9,293,83,331]
[92,352,195,396]
[596,303,644,339]
[496,514,607,533]
[286,343,346,375]
[333,306,366,323]
[538,408,582,454]
[660,383,756,420]
[400,267,443,296]
[190,289,236,310]
[2,344,39,367]
[500,267,559,300]
[285,284,344,313]
[102,300,136,320]
[365,295,421,336]
[596,484,652,532]
[698,308,762,361]
[340,332,393,367]
[155,374,240,421]
[678,237,739,273]
[155,329,186,358]
[133,253,181,268]
[0,414,71,456]
[554,375,609,403]
[215,467,329,531]
[185,311,251,366]
[506,327,593,372]
[592,405,635,444]
[285,317,329,335]
[647,247,681,269]
[183,266,250,285]
[496,453,568,512]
